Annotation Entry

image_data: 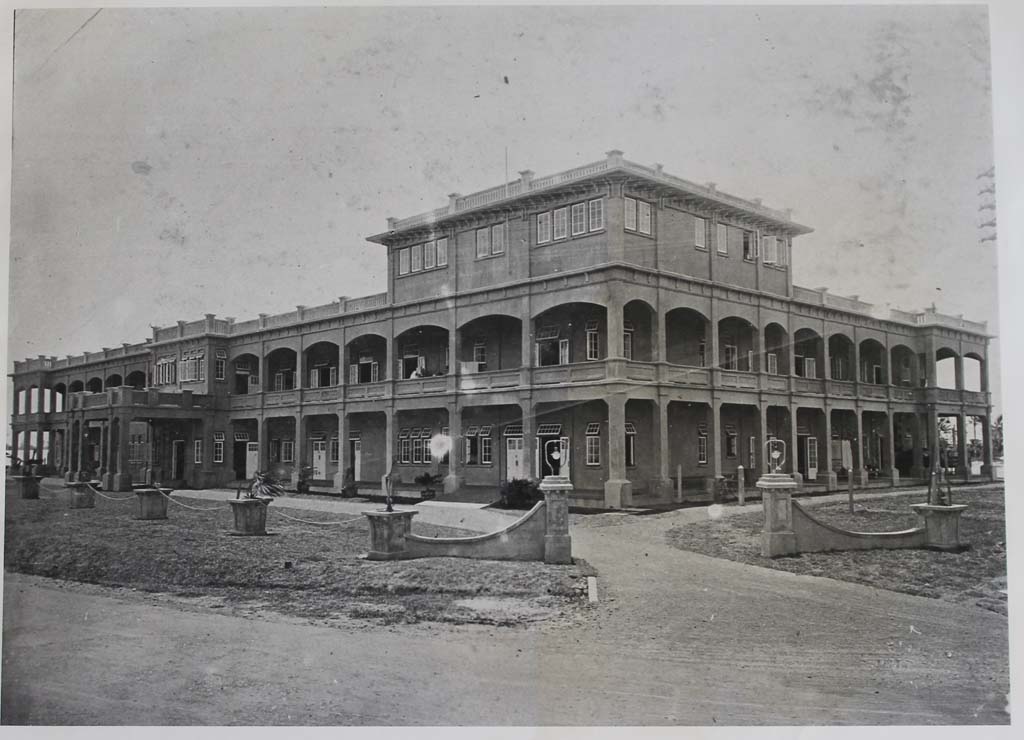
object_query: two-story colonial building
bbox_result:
[8,150,995,508]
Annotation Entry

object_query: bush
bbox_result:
[499,478,541,509]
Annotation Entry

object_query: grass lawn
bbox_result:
[4,483,587,626]
[666,488,1008,615]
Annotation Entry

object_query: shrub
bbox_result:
[499,478,541,509]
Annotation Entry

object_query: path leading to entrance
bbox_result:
[3,483,1009,725]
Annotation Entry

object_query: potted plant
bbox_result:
[499,478,541,509]
[229,471,285,535]
[414,471,442,500]
[295,465,316,494]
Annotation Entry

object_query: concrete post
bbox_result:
[757,471,797,557]
[444,402,462,494]
[113,415,132,491]
[333,410,348,491]
[823,407,838,490]
[655,399,671,496]
[604,393,631,508]
[708,399,722,496]
[888,412,899,487]
[382,405,395,494]
[911,413,926,479]
[759,403,769,475]
[363,510,417,560]
[981,412,994,479]
[736,465,745,505]
[956,411,970,481]
[291,413,305,488]
[539,475,573,564]
[789,405,802,487]
[855,408,868,485]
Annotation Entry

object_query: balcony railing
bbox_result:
[395,376,449,396]
[229,394,262,410]
[763,375,790,392]
[263,390,300,407]
[792,377,825,395]
[301,387,343,404]
[346,381,388,401]
[532,362,608,385]
[458,368,522,392]
[715,369,759,390]
[662,365,711,386]
[860,384,888,399]
[624,361,657,382]
[827,380,856,398]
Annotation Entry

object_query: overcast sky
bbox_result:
[6,4,1001,408]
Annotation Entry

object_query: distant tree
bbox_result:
[993,415,1003,459]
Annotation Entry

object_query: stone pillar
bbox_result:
[910,503,969,551]
[444,402,462,494]
[364,510,417,560]
[981,413,995,479]
[606,288,625,367]
[99,420,110,478]
[539,475,573,564]
[823,407,838,490]
[604,393,631,508]
[911,413,925,478]
[956,411,970,480]
[113,416,132,491]
[757,471,798,557]
[789,405,802,486]
[954,355,964,391]
[888,412,900,487]
[855,408,868,485]
[736,465,746,505]
[76,420,85,477]
[333,410,348,490]
[709,399,722,490]
[382,405,395,494]
[291,413,305,487]
[759,403,769,475]
[259,417,270,472]
[656,398,671,496]
[652,309,666,363]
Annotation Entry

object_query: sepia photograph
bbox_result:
[1,0,1018,729]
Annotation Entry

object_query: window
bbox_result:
[625,422,637,467]
[553,207,568,240]
[398,248,410,275]
[804,357,817,379]
[194,439,203,464]
[537,212,551,244]
[423,240,436,269]
[559,338,570,365]
[571,203,586,236]
[282,441,294,463]
[589,199,604,231]
[694,217,706,249]
[767,353,778,375]
[585,329,600,361]
[717,223,728,255]
[638,201,652,235]
[749,436,757,469]
[624,197,637,231]
[763,236,778,264]
[436,237,448,266]
[586,435,601,466]
[473,342,487,371]
[698,432,708,464]
[329,366,338,386]
[481,435,492,464]
[743,231,756,260]
[778,239,788,266]
[586,321,599,360]
[724,345,738,371]
[698,342,707,368]
[623,329,633,361]
[726,432,738,458]
[413,437,423,464]
[411,243,423,272]
[213,433,224,464]
[491,224,506,255]
[476,227,491,258]
[399,434,411,464]
[832,356,847,380]
[215,358,226,380]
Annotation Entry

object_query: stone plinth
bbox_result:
[910,504,969,551]
[135,488,169,520]
[112,472,133,492]
[824,471,839,491]
[11,475,42,500]
[757,472,798,557]
[364,510,417,560]
[67,481,95,509]
[229,497,272,535]
[604,479,632,509]
[539,475,573,564]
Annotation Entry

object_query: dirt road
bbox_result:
[2,505,1010,725]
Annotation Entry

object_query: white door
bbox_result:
[353,440,362,481]
[806,437,819,481]
[245,442,259,478]
[312,440,327,479]
[506,437,525,479]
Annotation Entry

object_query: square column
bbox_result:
[956,411,970,480]
[789,405,802,486]
[333,410,348,490]
[292,413,305,487]
[887,413,899,487]
[382,405,395,494]
[854,408,868,485]
[444,402,462,494]
[520,399,535,479]
[113,416,133,491]
[911,413,926,478]
[759,403,770,474]
[823,407,838,490]
[604,393,631,508]
[655,398,671,495]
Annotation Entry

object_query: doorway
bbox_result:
[312,439,327,479]
[171,440,185,480]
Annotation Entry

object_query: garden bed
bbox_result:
[665,489,1008,614]
[3,484,587,626]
